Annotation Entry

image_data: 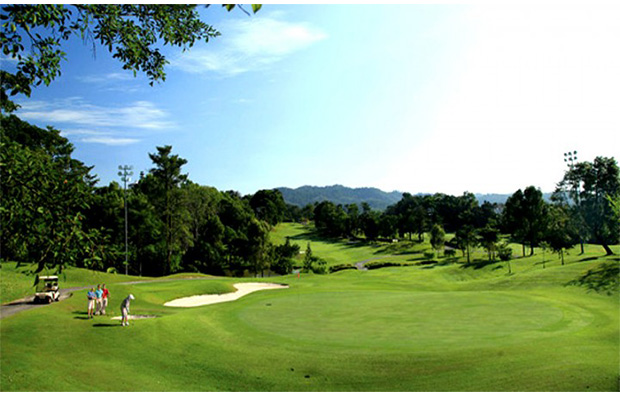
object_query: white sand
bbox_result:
[163,282,289,307]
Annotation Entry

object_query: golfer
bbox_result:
[87,288,96,318]
[101,284,109,315]
[120,294,135,327]
[95,284,103,315]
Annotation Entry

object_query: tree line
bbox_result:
[1,114,619,278]
[305,159,619,264]
[1,115,299,277]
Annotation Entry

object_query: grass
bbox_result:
[1,223,618,391]
[271,222,429,269]
[0,262,154,305]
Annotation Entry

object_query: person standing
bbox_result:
[101,284,109,315]
[94,284,104,315]
[120,294,135,327]
[87,288,96,318]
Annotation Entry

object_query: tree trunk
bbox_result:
[602,243,614,256]
[580,240,585,255]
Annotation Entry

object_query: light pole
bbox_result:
[118,165,133,275]
[563,150,577,170]
[563,150,578,202]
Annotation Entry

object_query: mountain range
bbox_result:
[277,185,551,211]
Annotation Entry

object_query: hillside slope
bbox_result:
[278,185,403,210]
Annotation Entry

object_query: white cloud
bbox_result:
[18,98,175,130]
[80,136,140,146]
[76,72,134,84]
[60,128,140,146]
[172,14,327,76]
[17,98,170,146]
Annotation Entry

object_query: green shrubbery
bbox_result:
[329,264,356,273]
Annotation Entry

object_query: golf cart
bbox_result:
[34,275,60,304]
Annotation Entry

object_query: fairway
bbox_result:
[1,226,618,391]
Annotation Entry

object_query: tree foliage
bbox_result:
[556,157,620,255]
[0,115,105,273]
[0,4,260,111]
[503,186,548,256]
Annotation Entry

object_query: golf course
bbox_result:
[1,223,618,392]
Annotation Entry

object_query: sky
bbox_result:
[7,3,620,196]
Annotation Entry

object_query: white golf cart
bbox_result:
[34,275,60,304]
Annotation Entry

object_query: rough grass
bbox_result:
[1,224,618,391]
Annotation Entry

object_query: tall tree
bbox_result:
[544,204,579,265]
[249,189,287,227]
[477,226,500,262]
[503,186,548,256]
[181,183,223,274]
[0,115,104,273]
[144,145,191,274]
[454,225,477,264]
[556,156,620,255]
[430,224,446,257]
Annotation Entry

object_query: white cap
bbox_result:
[129,294,135,300]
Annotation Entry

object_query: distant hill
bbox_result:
[475,193,553,205]
[277,185,551,210]
[277,185,403,211]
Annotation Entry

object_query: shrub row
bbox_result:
[329,264,357,273]
[365,261,406,270]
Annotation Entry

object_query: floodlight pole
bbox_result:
[118,165,133,276]
[563,150,578,203]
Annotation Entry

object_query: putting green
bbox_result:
[236,290,593,351]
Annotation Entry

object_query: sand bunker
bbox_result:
[164,282,289,307]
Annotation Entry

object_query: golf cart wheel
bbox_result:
[46,296,53,304]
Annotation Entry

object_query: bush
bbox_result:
[329,264,356,273]
[424,251,435,260]
[311,263,328,275]
[365,261,405,270]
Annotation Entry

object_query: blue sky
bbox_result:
[9,3,620,196]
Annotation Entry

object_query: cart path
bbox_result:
[0,277,218,320]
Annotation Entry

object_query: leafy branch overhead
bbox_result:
[0,4,261,112]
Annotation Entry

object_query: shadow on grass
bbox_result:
[461,259,499,270]
[566,261,619,295]
[72,311,91,320]
[92,323,119,328]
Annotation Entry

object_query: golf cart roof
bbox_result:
[39,276,59,280]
